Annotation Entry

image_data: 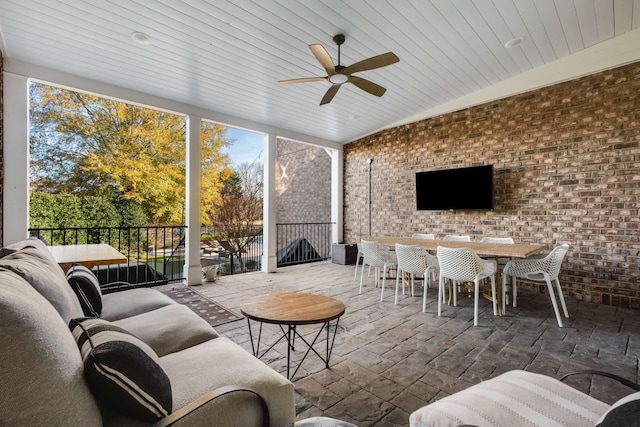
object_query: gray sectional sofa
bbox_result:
[0,238,295,427]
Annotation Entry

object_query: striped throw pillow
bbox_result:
[596,391,640,427]
[69,318,172,421]
[67,264,102,317]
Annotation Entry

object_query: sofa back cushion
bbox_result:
[0,269,102,426]
[67,263,103,317]
[0,241,83,323]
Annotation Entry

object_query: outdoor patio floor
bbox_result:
[166,260,640,426]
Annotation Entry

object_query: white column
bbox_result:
[184,115,202,285]
[2,73,30,245]
[330,147,344,243]
[262,133,277,272]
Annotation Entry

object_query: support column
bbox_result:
[184,115,202,285]
[2,73,30,245]
[330,147,344,243]
[262,133,277,272]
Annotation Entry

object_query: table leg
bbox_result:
[248,317,342,381]
[286,325,293,380]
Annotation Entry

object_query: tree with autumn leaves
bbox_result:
[29,82,233,227]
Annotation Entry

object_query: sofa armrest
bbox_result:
[559,369,640,391]
[152,385,270,427]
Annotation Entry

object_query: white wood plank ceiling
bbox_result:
[1,0,639,144]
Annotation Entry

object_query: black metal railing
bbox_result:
[276,222,334,267]
[29,222,334,290]
[200,226,264,276]
[28,226,186,292]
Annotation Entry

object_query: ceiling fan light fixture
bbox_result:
[329,73,349,84]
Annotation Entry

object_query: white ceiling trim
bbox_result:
[4,58,342,151]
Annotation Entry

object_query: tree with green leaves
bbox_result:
[29,82,233,225]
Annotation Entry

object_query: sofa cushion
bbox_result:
[0,241,83,322]
[3,237,57,264]
[101,287,177,321]
[159,337,295,427]
[70,317,172,422]
[113,303,218,357]
[409,370,610,427]
[0,270,102,426]
[67,263,103,317]
[596,391,640,427]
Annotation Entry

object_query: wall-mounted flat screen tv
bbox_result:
[416,165,494,211]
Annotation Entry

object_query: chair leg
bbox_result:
[402,274,406,296]
[353,255,361,281]
[512,276,517,307]
[545,277,564,327]
[423,269,430,313]
[359,260,366,294]
[555,278,569,318]
[410,274,415,296]
[394,271,401,304]
[437,276,444,317]
[381,267,387,301]
[473,279,480,326]
[453,280,458,306]
[490,276,497,316]
[502,273,507,315]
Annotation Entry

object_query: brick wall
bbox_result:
[344,61,640,308]
[276,138,331,223]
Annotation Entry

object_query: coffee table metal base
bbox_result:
[246,318,341,380]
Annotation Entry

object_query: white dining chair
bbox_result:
[480,236,514,304]
[502,244,570,327]
[437,246,497,326]
[480,237,514,244]
[443,234,471,242]
[394,244,439,312]
[353,243,368,281]
[359,240,397,300]
[411,233,435,240]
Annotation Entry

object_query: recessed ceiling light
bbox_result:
[131,32,151,45]
[504,37,523,48]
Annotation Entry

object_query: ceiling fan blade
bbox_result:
[309,44,336,76]
[348,76,386,97]
[342,52,399,75]
[278,77,327,84]
[320,84,341,105]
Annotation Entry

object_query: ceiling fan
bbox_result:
[278,34,399,105]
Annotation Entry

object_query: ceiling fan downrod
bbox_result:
[333,34,346,70]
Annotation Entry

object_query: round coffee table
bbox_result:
[241,292,345,380]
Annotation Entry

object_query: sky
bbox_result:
[222,127,264,166]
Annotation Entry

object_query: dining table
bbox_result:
[362,236,546,259]
[48,243,128,273]
[362,236,547,314]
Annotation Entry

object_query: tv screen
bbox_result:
[416,165,494,211]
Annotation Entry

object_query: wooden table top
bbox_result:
[363,236,546,259]
[241,292,345,325]
[48,244,128,272]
